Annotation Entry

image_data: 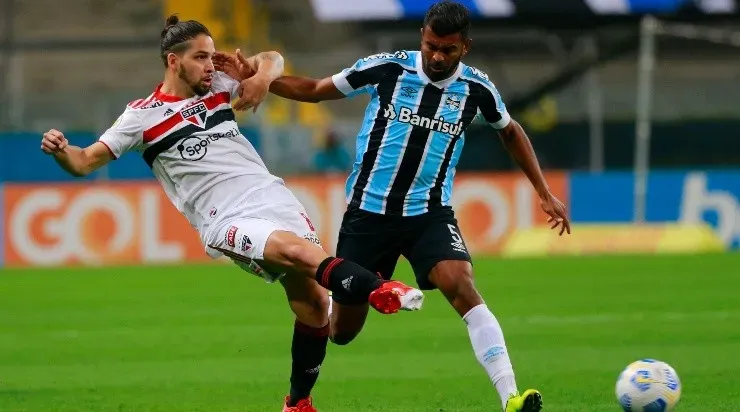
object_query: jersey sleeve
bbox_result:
[475,76,511,130]
[331,53,405,98]
[213,71,241,100]
[98,108,143,159]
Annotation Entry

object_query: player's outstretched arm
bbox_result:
[41,129,114,177]
[497,120,571,235]
[219,52,384,103]
[269,76,345,103]
[497,120,549,197]
[476,73,571,235]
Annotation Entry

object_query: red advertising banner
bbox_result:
[3,172,568,267]
[2,182,209,267]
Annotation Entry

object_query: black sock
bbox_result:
[288,320,329,406]
[315,257,383,303]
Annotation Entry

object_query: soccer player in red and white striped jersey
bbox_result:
[40,14,424,412]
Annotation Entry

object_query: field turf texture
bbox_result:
[1,253,738,411]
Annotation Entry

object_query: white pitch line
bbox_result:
[505,311,738,325]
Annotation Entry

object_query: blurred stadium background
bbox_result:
[1,1,739,411]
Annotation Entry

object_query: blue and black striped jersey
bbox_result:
[332,50,510,216]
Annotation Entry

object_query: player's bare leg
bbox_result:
[278,270,330,410]
[259,230,422,411]
[429,260,541,412]
[328,301,370,345]
[261,230,424,315]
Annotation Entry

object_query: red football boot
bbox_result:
[368,280,424,314]
[282,395,318,412]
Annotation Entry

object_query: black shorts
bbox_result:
[333,205,472,303]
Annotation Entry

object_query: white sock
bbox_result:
[463,303,518,409]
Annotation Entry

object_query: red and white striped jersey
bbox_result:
[98,71,281,235]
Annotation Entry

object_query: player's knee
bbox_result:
[301,294,330,327]
[431,261,483,314]
[458,268,481,296]
[270,232,323,273]
[308,287,331,319]
[457,274,481,303]
[432,261,473,292]
[314,290,330,317]
[283,274,330,327]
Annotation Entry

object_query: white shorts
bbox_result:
[203,181,322,282]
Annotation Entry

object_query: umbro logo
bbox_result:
[400,86,417,99]
[482,346,506,364]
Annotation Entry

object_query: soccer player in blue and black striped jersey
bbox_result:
[218,1,569,411]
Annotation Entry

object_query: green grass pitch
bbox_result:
[1,253,739,411]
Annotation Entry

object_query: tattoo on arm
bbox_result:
[257,52,284,71]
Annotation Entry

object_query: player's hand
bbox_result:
[213,51,243,80]
[234,73,270,113]
[540,191,571,236]
[213,48,254,82]
[41,129,69,155]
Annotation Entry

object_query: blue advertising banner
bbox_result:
[0,129,261,183]
[1,132,100,183]
[308,0,736,21]
[570,170,740,249]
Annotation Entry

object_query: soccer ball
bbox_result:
[615,359,681,411]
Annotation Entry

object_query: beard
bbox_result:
[178,66,211,96]
[424,57,460,82]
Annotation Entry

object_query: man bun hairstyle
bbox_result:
[160,14,212,67]
[423,1,471,39]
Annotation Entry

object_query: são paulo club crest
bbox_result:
[180,102,208,128]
